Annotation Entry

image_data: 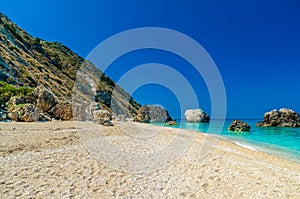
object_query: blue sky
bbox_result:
[1,0,300,119]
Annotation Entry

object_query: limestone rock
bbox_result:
[228,120,251,132]
[256,108,300,127]
[92,110,113,126]
[36,87,57,112]
[92,110,112,121]
[166,120,178,126]
[53,102,73,121]
[133,105,173,123]
[185,109,210,123]
[39,112,53,122]
[7,104,40,122]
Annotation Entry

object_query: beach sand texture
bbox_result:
[0,121,300,198]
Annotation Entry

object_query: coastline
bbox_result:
[156,119,300,165]
[0,121,300,198]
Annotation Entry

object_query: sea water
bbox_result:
[153,119,300,163]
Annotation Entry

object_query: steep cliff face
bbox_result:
[0,12,141,119]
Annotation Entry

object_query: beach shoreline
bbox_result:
[0,121,300,198]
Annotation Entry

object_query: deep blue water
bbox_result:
[152,119,300,163]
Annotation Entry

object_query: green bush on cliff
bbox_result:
[0,81,33,103]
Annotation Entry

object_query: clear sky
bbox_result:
[1,0,300,119]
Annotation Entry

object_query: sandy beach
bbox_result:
[0,121,300,198]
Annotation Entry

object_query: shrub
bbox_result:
[0,81,33,103]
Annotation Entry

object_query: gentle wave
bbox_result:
[234,142,257,151]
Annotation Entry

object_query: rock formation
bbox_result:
[228,120,251,132]
[92,110,113,126]
[7,104,39,122]
[166,120,178,126]
[133,105,173,123]
[185,109,210,123]
[0,12,141,123]
[52,102,73,121]
[35,87,57,112]
[256,108,300,127]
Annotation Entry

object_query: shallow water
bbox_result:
[152,119,300,163]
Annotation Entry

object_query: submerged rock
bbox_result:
[166,120,178,126]
[133,105,173,123]
[256,108,300,127]
[228,120,251,132]
[185,109,210,123]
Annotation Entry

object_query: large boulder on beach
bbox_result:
[36,87,57,112]
[7,104,40,122]
[92,110,112,121]
[256,108,300,127]
[53,102,73,121]
[228,120,251,132]
[185,109,210,123]
[92,110,113,126]
[133,105,173,123]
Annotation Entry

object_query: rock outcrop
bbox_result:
[185,109,210,123]
[228,120,251,132]
[256,108,300,127]
[0,12,141,123]
[133,105,173,123]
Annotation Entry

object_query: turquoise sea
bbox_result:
[153,119,300,164]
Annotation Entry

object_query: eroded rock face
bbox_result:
[256,108,300,127]
[228,120,251,132]
[185,109,210,123]
[53,102,73,121]
[133,105,173,123]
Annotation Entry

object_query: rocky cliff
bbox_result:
[0,12,141,121]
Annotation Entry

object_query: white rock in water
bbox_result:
[185,109,210,123]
